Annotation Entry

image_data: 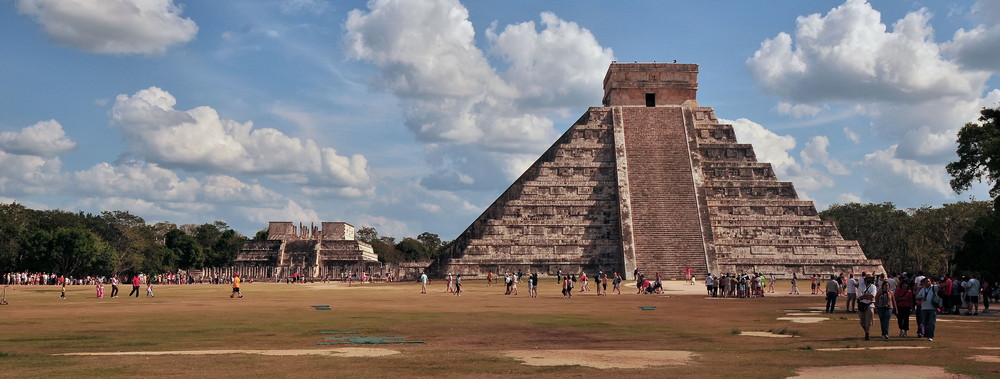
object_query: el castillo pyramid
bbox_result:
[431,63,883,279]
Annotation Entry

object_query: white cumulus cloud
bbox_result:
[0,120,77,158]
[16,0,198,55]
[943,0,1000,71]
[860,145,954,204]
[345,0,613,191]
[746,0,987,103]
[111,87,373,193]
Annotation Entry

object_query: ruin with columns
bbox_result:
[431,62,883,279]
[235,221,379,278]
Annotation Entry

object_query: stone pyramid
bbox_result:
[432,63,883,279]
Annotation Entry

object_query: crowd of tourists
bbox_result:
[703,272,776,298]
[818,271,998,341]
[3,272,199,286]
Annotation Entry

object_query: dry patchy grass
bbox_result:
[0,280,998,377]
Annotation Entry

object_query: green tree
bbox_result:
[253,229,269,241]
[356,226,379,244]
[906,202,992,274]
[820,202,910,272]
[953,210,1000,275]
[947,104,1000,206]
[208,229,245,267]
[48,227,102,276]
[0,203,31,274]
[417,232,442,258]
[165,229,203,270]
[396,237,429,261]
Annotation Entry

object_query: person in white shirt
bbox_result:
[858,275,877,341]
[915,277,939,341]
[964,274,981,315]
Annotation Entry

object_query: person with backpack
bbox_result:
[915,277,940,341]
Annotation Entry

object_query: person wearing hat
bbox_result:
[858,275,877,340]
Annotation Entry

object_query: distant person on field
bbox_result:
[963,274,981,315]
[454,275,462,296]
[110,275,120,298]
[612,272,622,294]
[789,273,799,295]
[845,273,857,312]
[129,274,141,298]
[230,273,242,298]
[825,274,840,313]
[420,271,428,294]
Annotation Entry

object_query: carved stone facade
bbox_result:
[235,221,378,278]
[432,63,883,279]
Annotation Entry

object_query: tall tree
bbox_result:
[48,227,102,276]
[0,203,31,274]
[947,104,1000,206]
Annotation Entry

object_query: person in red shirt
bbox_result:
[941,275,953,313]
[128,274,141,298]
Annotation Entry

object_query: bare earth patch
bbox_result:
[57,348,399,357]
[777,317,829,323]
[790,364,965,378]
[504,349,695,369]
[968,355,1000,363]
[814,346,930,352]
[784,312,822,316]
[740,331,796,338]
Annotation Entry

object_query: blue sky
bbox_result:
[1,0,997,239]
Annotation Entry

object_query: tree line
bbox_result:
[0,203,245,277]
[355,226,449,263]
[819,201,995,275]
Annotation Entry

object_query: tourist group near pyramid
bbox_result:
[430,62,883,280]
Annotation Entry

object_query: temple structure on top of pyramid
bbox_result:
[430,62,883,279]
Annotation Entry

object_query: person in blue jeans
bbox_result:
[874,281,896,339]
[916,277,939,341]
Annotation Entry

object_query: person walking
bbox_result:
[129,274,141,298]
[110,275,119,298]
[874,280,896,339]
[789,273,800,295]
[845,274,858,312]
[825,275,840,313]
[230,273,242,298]
[612,272,622,294]
[894,281,913,337]
[915,277,939,341]
[145,280,154,297]
[420,271,428,294]
[858,275,877,340]
[454,274,462,296]
[963,274,981,315]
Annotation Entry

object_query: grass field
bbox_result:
[1,280,998,377]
